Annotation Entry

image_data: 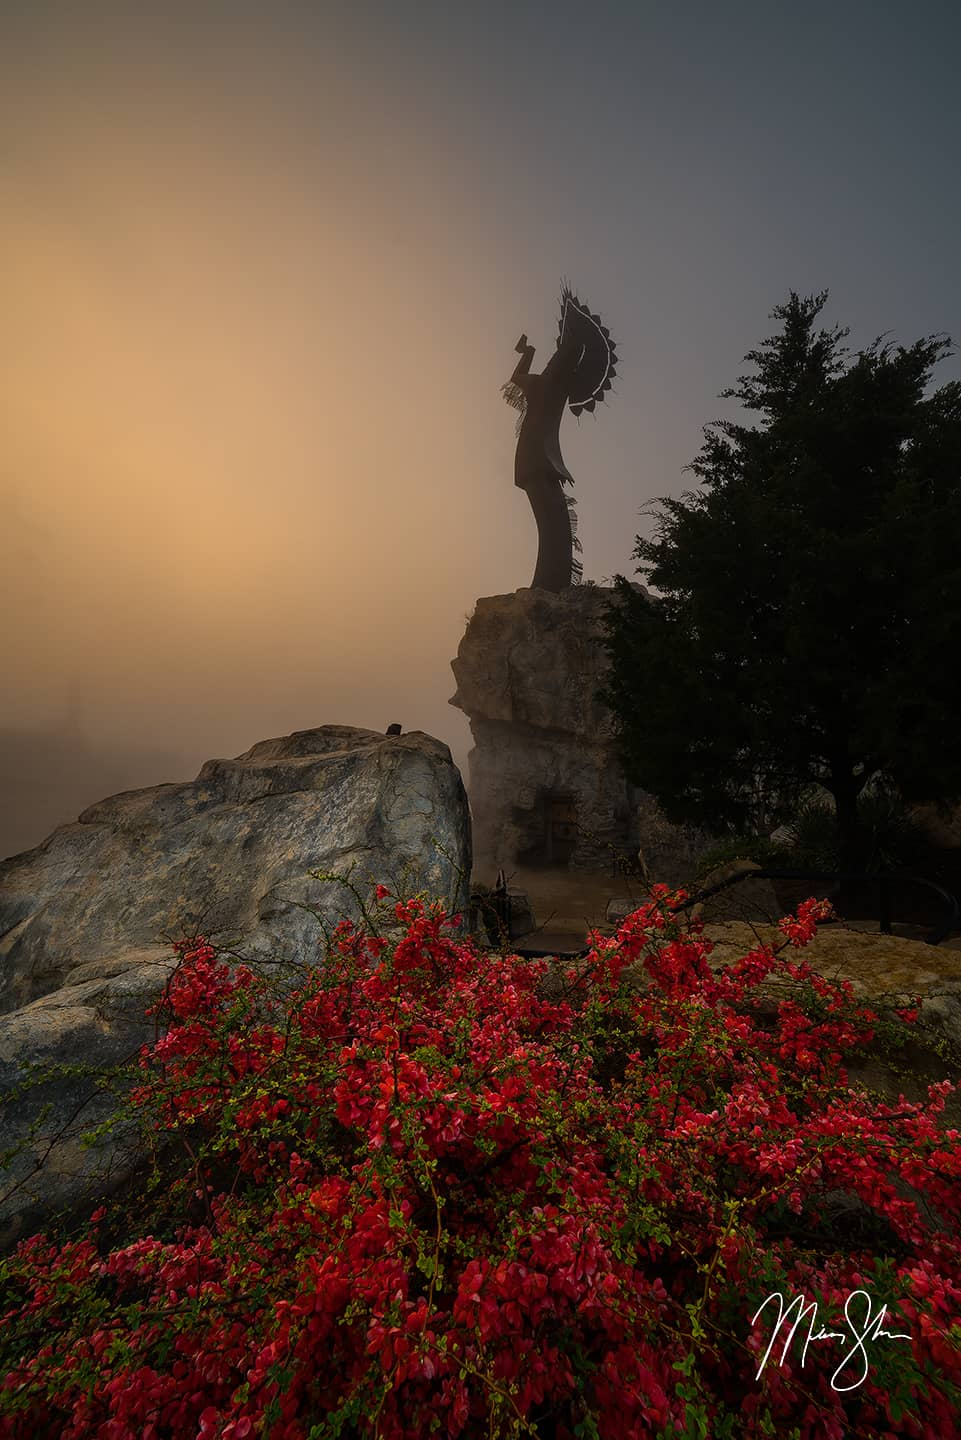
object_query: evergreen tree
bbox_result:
[602,291,961,873]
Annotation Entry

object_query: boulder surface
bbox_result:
[0,725,470,1248]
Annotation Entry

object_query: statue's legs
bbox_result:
[527,473,574,591]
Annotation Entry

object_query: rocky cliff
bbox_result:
[450,586,706,878]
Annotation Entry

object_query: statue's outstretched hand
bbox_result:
[515,334,529,352]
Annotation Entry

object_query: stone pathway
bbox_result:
[479,865,961,957]
[492,865,647,956]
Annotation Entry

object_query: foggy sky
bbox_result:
[3,0,961,859]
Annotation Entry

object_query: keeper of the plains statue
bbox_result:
[502,285,619,591]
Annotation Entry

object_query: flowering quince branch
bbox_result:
[0,887,959,1439]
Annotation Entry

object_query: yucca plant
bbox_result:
[782,782,932,875]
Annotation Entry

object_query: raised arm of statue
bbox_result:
[510,335,537,396]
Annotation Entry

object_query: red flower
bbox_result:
[0,886,957,1439]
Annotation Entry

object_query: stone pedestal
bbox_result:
[450,586,696,877]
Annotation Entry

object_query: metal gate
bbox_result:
[545,794,577,866]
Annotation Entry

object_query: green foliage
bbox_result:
[694,783,935,881]
[781,785,934,874]
[692,835,789,881]
[602,290,961,868]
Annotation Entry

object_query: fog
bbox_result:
[4,1,960,858]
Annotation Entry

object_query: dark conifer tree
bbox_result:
[602,291,961,874]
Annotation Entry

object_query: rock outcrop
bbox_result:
[0,725,471,1248]
[691,860,783,925]
[450,587,705,877]
[702,920,961,1124]
[704,920,961,1008]
[538,916,961,1126]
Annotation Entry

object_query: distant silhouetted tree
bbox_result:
[602,291,961,875]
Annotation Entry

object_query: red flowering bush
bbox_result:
[1,887,960,1438]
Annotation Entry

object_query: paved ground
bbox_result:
[483,864,961,956]
[497,864,648,954]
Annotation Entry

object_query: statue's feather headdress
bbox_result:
[501,284,619,428]
[558,286,619,417]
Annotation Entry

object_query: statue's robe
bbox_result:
[513,334,581,592]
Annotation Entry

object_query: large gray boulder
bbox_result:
[0,725,471,1248]
[0,725,471,1013]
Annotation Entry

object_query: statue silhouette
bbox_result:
[503,287,618,591]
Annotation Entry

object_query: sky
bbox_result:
[3,0,961,859]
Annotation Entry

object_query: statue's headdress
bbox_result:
[558,286,619,416]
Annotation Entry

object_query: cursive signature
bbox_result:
[751,1289,911,1391]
